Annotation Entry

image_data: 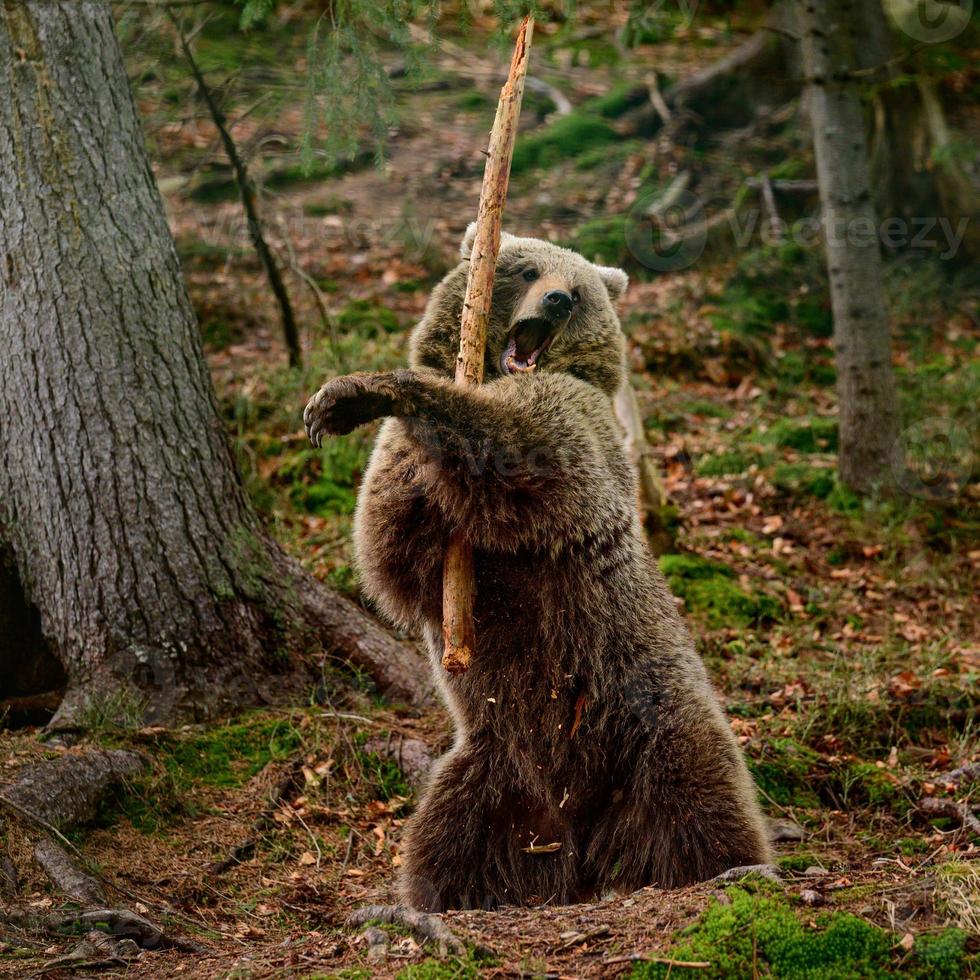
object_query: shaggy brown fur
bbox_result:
[305,228,772,911]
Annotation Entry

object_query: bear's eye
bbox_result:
[522,268,539,282]
[571,289,581,305]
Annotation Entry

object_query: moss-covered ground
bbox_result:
[1,3,977,978]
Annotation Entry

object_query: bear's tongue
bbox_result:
[502,318,552,374]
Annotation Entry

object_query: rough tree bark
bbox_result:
[0,1,431,726]
[797,0,902,493]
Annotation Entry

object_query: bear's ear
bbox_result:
[460,221,515,259]
[595,264,629,301]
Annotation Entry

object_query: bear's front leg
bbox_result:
[305,371,416,444]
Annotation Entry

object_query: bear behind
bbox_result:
[304,228,772,910]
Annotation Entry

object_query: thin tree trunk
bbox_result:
[797,0,901,493]
[168,8,302,368]
[0,1,430,726]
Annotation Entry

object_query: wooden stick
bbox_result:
[441,16,534,676]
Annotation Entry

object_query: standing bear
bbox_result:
[304,226,771,911]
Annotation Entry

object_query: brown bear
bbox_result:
[304,226,772,911]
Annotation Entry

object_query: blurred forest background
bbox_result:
[0,0,977,976]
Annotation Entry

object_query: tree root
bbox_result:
[347,904,466,957]
[363,736,434,792]
[713,863,783,884]
[943,762,980,788]
[919,797,980,837]
[34,837,104,906]
[1,750,206,956]
[0,749,144,830]
[0,846,18,898]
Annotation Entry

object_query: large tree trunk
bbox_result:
[0,1,431,727]
[797,0,902,493]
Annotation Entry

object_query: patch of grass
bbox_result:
[571,214,629,267]
[360,745,411,802]
[679,399,734,420]
[770,463,836,500]
[338,299,402,336]
[659,554,781,630]
[396,952,482,979]
[748,737,822,808]
[303,195,354,217]
[511,113,619,175]
[582,84,648,119]
[696,450,760,477]
[766,417,839,453]
[283,440,369,517]
[98,711,304,833]
[632,886,971,979]
[455,88,494,112]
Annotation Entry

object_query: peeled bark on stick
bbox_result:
[441,17,534,676]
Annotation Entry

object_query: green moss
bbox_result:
[360,746,411,801]
[748,737,821,808]
[766,417,839,453]
[631,887,896,979]
[511,113,619,175]
[285,440,368,517]
[582,84,648,119]
[337,299,402,336]
[696,451,759,477]
[771,463,836,500]
[912,929,970,980]
[571,214,629,266]
[98,711,303,833]
[659,554,780,630]
[777,853,821,873]
[396,952,482,979]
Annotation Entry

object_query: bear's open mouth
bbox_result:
[500,317,557,375]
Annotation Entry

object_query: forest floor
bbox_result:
[1,4,978,978]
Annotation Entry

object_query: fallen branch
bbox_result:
[525,75,571,118]
[441,16,534,676]
[919,797,980,836]
[348,904,466,957]
[943,762,980,788]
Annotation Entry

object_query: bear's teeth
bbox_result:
[505,354,536,373]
